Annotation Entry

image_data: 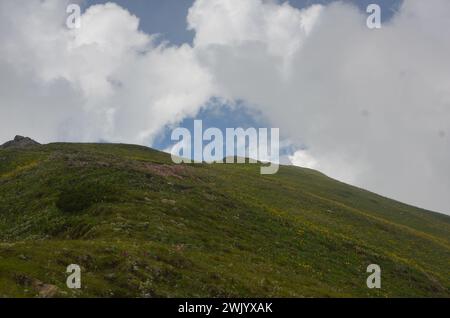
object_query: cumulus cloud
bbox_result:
[0,0,215,144]
[0,0,449,214]
[187,0,450,214]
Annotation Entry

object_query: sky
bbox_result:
[1,0,450,215]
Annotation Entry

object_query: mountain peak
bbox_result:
[1,135,40,149]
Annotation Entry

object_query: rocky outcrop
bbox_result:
[0,135,40,149]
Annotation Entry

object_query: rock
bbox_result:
[104,273,116,280]
[31,279,59,298]
[37,284,59,298]
[161,198,176,205]
[1,135,40,149]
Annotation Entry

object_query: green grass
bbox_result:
[0,142,449,297]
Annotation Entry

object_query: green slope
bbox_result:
[0,143,449,297]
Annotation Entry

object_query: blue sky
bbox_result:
[152,100,268,148]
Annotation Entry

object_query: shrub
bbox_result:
[56,180,119,213]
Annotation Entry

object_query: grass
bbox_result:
[0,142,449,297]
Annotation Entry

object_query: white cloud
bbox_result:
[187,0,450,214]
[289,150,318,170]
[1,0,450,214]
[0,0,215,145]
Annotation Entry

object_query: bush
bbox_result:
[56,180,119,213]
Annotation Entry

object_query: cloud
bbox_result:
[1,0,450,214]
[0,0,215,145]
[187,0,450,213]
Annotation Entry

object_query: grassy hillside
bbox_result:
[0,142,449,297]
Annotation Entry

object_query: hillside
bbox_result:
[0,142,449,297]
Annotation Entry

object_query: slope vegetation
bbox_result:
[0,143,449,297]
